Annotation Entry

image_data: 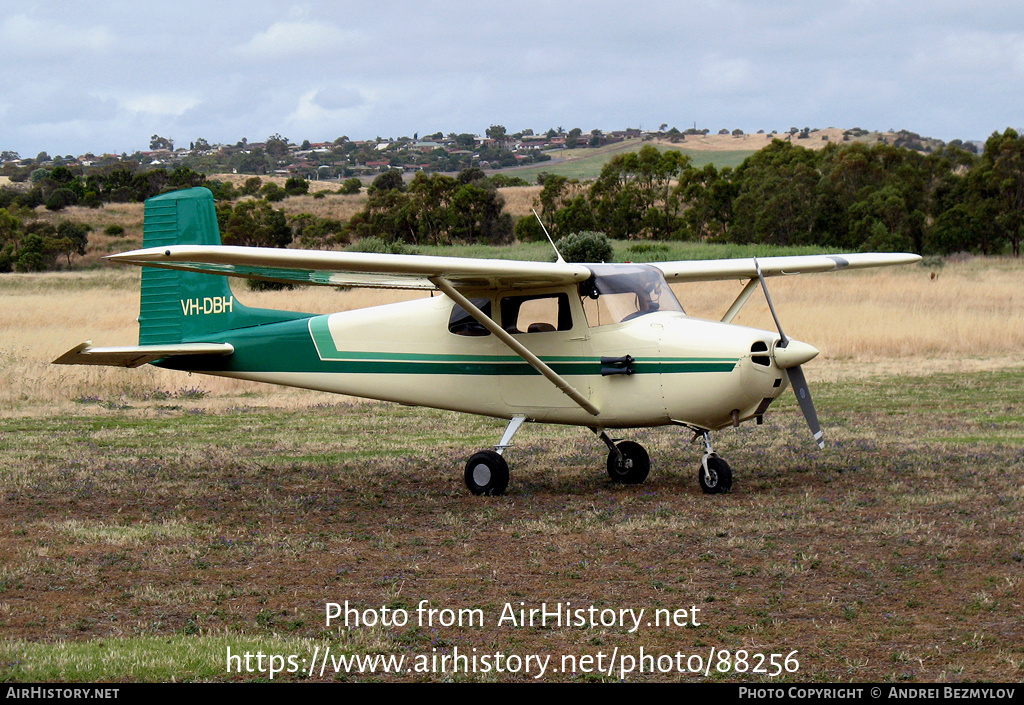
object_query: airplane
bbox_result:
[54,187,920,496]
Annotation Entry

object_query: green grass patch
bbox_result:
[1,634,383,682]
[509,143,755,182]
[415,240,832,262]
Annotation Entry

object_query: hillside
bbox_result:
[492,127,945,182]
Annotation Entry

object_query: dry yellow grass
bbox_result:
[0,270,427,410]
[207,173,341,193]
[273,192,368,222]
[676,257,1024,365]
[497,185,543,217]
[2,258,1021,412]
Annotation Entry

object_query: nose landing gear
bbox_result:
[696,430,732,494]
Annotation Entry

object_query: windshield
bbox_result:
[580,264,684,327]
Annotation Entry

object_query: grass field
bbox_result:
[1,257,1022,682]
[509,142,755,182]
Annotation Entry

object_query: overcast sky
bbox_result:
[2,0,1021,157]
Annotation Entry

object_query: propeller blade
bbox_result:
[787,365,825,449]
[754,258,789,347]
[754,258,824,449]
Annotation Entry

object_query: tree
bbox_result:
[976,128,1024,256]
[149,135,173,151]
[241,177,262,196]
[55,221,91,265]
[370,170,405,194]
[588,145,691,239]
[265,134,290,159]
[672,164,734,241]
[232,147,270,175]
[728,140,822,245]
[448,182,511,243]
[485,125,507,140]
[407,172,459,245]
[0,208,22,257]
[221,200,292,248]
[290,213,346,248]
[457,167,486,185]
[13,232,49,271]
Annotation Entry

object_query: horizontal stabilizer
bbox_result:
[53,341,234,368]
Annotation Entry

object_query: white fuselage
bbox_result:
[202,288,790,432]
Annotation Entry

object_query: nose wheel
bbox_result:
[695,430,732,494]
[699,453,732,494]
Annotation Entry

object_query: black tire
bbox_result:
[698,454,732,494]
[606,441,650,484]
[464,450,510,496]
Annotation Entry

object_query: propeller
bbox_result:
[753,258,825,449]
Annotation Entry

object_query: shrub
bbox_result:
[346,236,417,255]
[514,215,546,242]
[339,178,362,195]
[45,188,78,211]
[554,231,613,263]
[260,183,287,202]
[284,177,309,195]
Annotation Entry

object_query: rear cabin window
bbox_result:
[500,293,573,334]
[448,298,492,336]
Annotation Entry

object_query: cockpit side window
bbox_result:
[500,293,572,334]
[580,264,684,327]
[448,298,492,336]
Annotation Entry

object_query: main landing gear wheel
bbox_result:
[465,450,509,496]
[699,453,732,494]
[606,441,651,484]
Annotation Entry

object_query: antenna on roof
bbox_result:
[533,208,564,264]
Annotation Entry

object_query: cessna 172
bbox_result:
[55,187,920,496]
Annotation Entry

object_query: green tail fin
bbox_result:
[138,187,307,345]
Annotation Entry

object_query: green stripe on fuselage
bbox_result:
[156,314,738,375]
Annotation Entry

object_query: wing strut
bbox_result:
[721,278,760,323]
[430,277,600,417]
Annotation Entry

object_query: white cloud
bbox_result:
[117,93,201,117]
[0,14,113,56]
[235,21,359,59]
[284,86,374,137]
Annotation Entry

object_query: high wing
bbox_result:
[655,252,921,282]
[107,245,592,290]
[109,246,920,290]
